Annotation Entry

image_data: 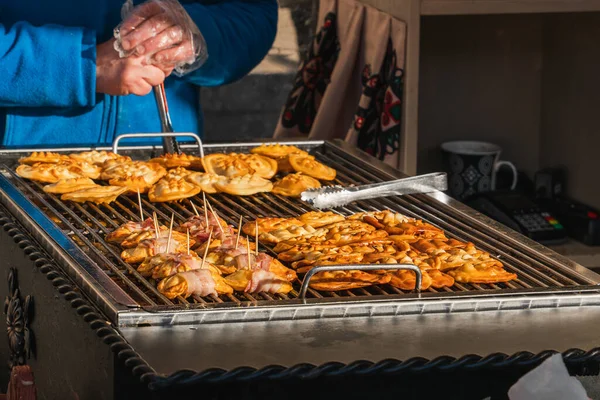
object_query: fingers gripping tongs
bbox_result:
[154,84,180,155]
[301,172,448,209]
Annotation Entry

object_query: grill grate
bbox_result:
[1,141,598,311]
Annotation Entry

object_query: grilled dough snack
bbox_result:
[61,186,128,204]
[148,178,201,202]
[149,153,204,170]
[288,154,336,181]
[298,211,345,228]
[242,217,303,237]
[202,154,255,177]
[184,172,224,194]
[233,153,278,179]
[43,178,99,194]
[19,151,69,165]
[309,270,391,292]
[224,269,293,294]
[100,161,166,184]
[249,144,309,172]
[213,174,273,196]
[272,173,321,197]
[16,162,85,183]
[69,150,130,166]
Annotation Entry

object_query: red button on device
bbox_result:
[588,211,598,219]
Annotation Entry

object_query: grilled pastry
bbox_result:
[241,217,303,237]
[61,186,128,204]
[100,161,166,183]
[250,144,308,159]
[427,269,455,288]
[382,220,446,240]
[148,178,201,202]
[106,218,162,244]
[16,162,85,183]
[293,252,365,274]
[278,243,350,262]
[19,151,69,165]
[288,154,336,181]
[308,270,390,292]
[388,269,433,291]
[184,172,225,194]
[213,174,273,196]
[69,150,130,166]
[158,269,233,299]
[224,269,293,294]
[149,153,203,170]
[233,153,278,179]
[446,264,517,284]
[43,177,99,194]
[262,225,326,246]
[272,173,321,197]
[298,211,345,228]
[230,252,297,282]
[109,175,154,194]
[202,154,255,177]
[165,167,193,180]
[353,210,416,229]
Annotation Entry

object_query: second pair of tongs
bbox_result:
[153,83,180,155]
[301,172,448,209]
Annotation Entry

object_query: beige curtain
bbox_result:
[273,0,407,168]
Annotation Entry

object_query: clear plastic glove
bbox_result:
[96,39,167,96]
[113,0,208,77]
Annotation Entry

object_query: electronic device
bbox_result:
[467,191,568,245]
[539,197,600,246]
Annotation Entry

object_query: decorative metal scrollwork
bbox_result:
[4,268,34,369]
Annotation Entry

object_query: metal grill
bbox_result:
[0,140,598,316]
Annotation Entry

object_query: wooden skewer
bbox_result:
[235,215,242,249]
[255,220,259,256]
[186,228,190,256]
[201,228,213,270]
[205,197,225,234]
[202,192,209,227]
[246,235,251,270]
[137,189,144,222]
[166,213,174,254]
[190,200,200,217]
[152,211,160,239]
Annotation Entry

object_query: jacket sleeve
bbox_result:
[0,22,96,108]
[181,0,278,86]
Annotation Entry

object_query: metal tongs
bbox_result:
[301,172,448,209]
[153,83,181,155]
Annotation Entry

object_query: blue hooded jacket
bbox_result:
[0,0,277,148]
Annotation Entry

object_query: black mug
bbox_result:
[441,141,518,201]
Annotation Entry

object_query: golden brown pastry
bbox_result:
[148,178,201,202]
[100,161,166,184]
[224,269,293,294]
[309,270,390,292]
[184,172,225,194]
[388,269,433,291]
[121,229,193,249]
[149,153,204,170]
[213,174,273,196]
[288,154,336,181]
[165,167,193,180]
[43,177,99,194]
[202,154,255,177]
[262,225,326,246]
[446,264,517,284]
[19,151,69,165]
[61,186,128,204]
[298,211,345,228]
[272,173,321,197]
[16,162,85,183]
[249,144,308,158]
[69,150,130,166]
[109,175,154,194]
[137,253,207,280]
[233,153,278,179]
[241,217,303,237]
[158,269,233,299]
[121,237,188,264]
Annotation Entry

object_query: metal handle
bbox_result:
[111,132,205,157]
[298,263,422,300]
[153,84,180,155]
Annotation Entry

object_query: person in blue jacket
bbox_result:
[0,0,278,147]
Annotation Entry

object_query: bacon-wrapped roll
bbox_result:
[224,269,293,294]
[158,269,233,299]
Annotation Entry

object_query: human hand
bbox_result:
[96,39,170,96]
[117,0,198,71]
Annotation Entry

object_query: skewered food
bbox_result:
[121,229,193,249]
[69,150,130,166]
[43,178,99,194]
[288,154,337,181]
[106,218,164,244]
[158,269,233,299]
[202,154,255,177]
[149,153,203,169]
[233,153,278,179]
[138,253,207,280]
[148,178,201,202]
[16,162,85,183]
[224,269,293,294]
[213,174,273,196]
[19,151,69,165]
[184,172,225,194]
[61,186,129,204]
[272,173,321,197]
[121,237,188,264]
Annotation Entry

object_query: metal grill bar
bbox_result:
[0,141,598,317]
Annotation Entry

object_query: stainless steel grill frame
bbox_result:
[1,139,599,328]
